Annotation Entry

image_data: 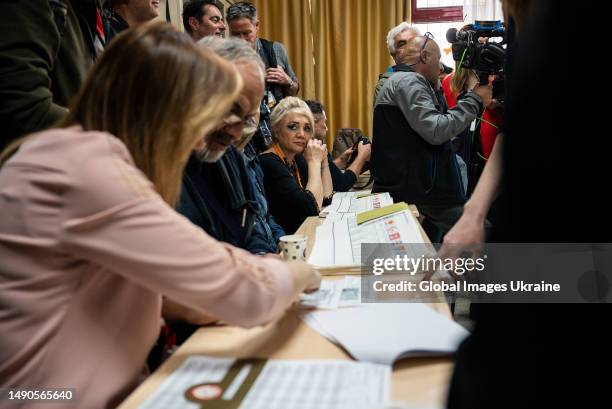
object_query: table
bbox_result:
[118,212,456,409]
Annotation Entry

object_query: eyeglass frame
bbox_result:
[418,32,434,64]
[405,32,434,66]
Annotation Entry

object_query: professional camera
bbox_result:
[251,98,274,154]
[348,136,371,168]
[446,21,506,99]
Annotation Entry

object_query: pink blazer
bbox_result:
[0,128,295,408]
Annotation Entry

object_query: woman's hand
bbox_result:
[287,260,321,296]
[303,139,327,164]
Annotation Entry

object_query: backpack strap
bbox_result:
[259,38,278,69]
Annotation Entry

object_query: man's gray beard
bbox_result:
[195,146,225,163]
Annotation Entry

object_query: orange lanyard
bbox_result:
[272,143,303,189]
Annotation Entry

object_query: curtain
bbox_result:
[310,0,405,146]
[463,0,504,23]
[168,0,410,148]
[252,0,316,101]
[164,0,185,31]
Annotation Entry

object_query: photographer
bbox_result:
[372,34,492,243]
[444,24,505,195]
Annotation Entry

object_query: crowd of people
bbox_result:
[0,0,606,408]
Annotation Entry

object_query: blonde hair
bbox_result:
[451,66,478,97]
[56,22,241,206]
[270,97,314,140]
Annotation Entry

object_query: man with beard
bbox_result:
[177,37,266,253]
[165,37,269,346]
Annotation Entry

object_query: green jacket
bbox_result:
[373,71,395,109]
[0,0,101,151]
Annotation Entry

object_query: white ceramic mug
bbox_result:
[279,235,308,261]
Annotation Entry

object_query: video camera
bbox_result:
[446,21,506,99]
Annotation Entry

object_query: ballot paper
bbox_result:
[300,276,362,309]
[302,304,469,366]
[322,192,393,218]
[309,209,425,269]
[328,190,372,205]
[321,212,351,226]
[137,356,391,409]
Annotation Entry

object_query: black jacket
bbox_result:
[178,148,257,248]
[259,153,320,234]
[0,0,104,150]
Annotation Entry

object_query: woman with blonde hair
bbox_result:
[0,23,318,408]
[259,96,334,233]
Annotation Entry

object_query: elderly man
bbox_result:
[178,36,286,259]
[106,0,159,42]
[373,22,421,106]
[371,35,492,242]
[182,0,226,41]
[170,37,280,342]
[227,1,299,107]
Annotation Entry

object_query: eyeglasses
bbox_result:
[421,32,434,54]
[222,111,258,130]
[227,3,256,20]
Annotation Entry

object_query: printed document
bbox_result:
[138,356,390,409]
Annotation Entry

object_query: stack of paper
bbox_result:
[321,191,393,225]
[308,204,426,272]
[138,356,390,409]
[302,304,469,365]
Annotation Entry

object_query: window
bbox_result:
[412,0,464,24]
[413,21,465,67]
[411,1,466,67]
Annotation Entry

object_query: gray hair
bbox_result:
[226,1,258,24]
[386,22,421,55]
[198,36,265,81]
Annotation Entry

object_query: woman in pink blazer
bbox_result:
[0,22,319,408]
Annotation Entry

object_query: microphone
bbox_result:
[446,28,459,43]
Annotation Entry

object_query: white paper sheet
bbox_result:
[323,192,393,217]
[302,304,469,366]
[309,210,426,268]
[138,356,391,409]
[299,280,344,309]
[300,276,363,310]
[339,276,362,307]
